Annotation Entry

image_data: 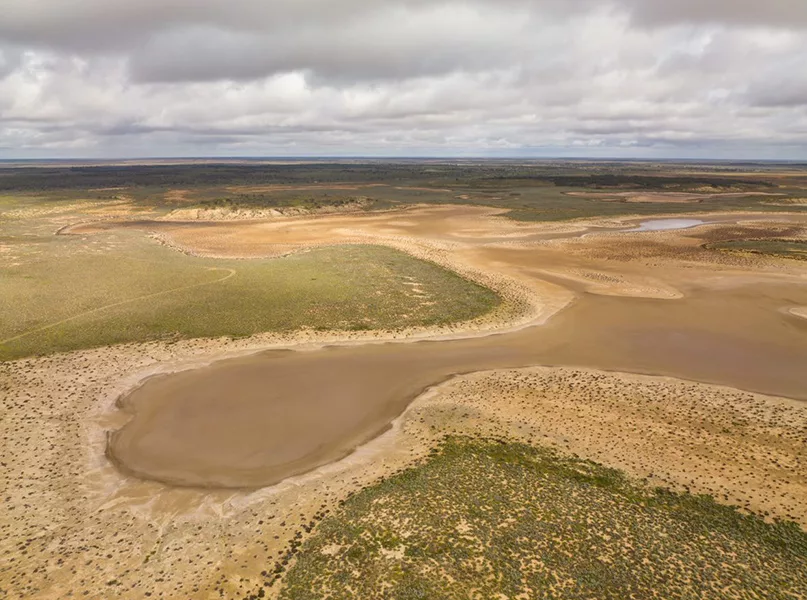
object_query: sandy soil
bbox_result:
[3,353,805,599]
[412,367,807,525]
[3,204,807,598]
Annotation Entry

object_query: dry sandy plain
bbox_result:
[2,204,807,598]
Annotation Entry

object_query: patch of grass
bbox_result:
[502,191,807,222]
[279,437,807,599]
[194,193,389,212]
[706,238,807,261]
[0,233,498,360]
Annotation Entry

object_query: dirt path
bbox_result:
[0,267,236,345]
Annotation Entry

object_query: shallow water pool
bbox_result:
[631,219,706,232]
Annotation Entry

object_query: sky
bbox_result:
[1,0,806,159]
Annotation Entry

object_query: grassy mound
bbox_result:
[0,235,498,360]
[279,437,807,600]
[706,238,807,261]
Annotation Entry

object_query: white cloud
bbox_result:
[0,0,806,158]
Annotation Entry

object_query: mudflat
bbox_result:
[108,214,807,488]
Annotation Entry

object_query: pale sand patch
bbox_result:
[791,307,807,320]
[530,266,682,299]
[4,199,136,219]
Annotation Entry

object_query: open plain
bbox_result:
[2,161,807,599]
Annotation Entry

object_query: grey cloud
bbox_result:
[746,81,807,108]
[0,46,23,79]
[128,12,525,84]
[2,0,806,55]
[0,1,497,52]
[1,0,806,87]
[0,0,806,159]
[741,49,807,108]
[622,0,807,29]
[0,0,380,50]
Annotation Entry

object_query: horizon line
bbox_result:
[2,156,807,164]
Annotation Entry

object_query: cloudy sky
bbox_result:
[1,0,806,159]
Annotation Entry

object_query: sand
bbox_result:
[3,204,807,598]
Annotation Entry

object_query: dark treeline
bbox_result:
[483,173,775,190]
[0,164,425,191]
[0,162,784,193]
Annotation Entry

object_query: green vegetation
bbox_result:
[279,437,807,599]
[0,232,498,359]
[503,192,801,222]
[0,161,800,193]
[706,238,807,261]
[2,160,807,222]
[195,193,389,212]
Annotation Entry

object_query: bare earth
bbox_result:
[2,205,807,598]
